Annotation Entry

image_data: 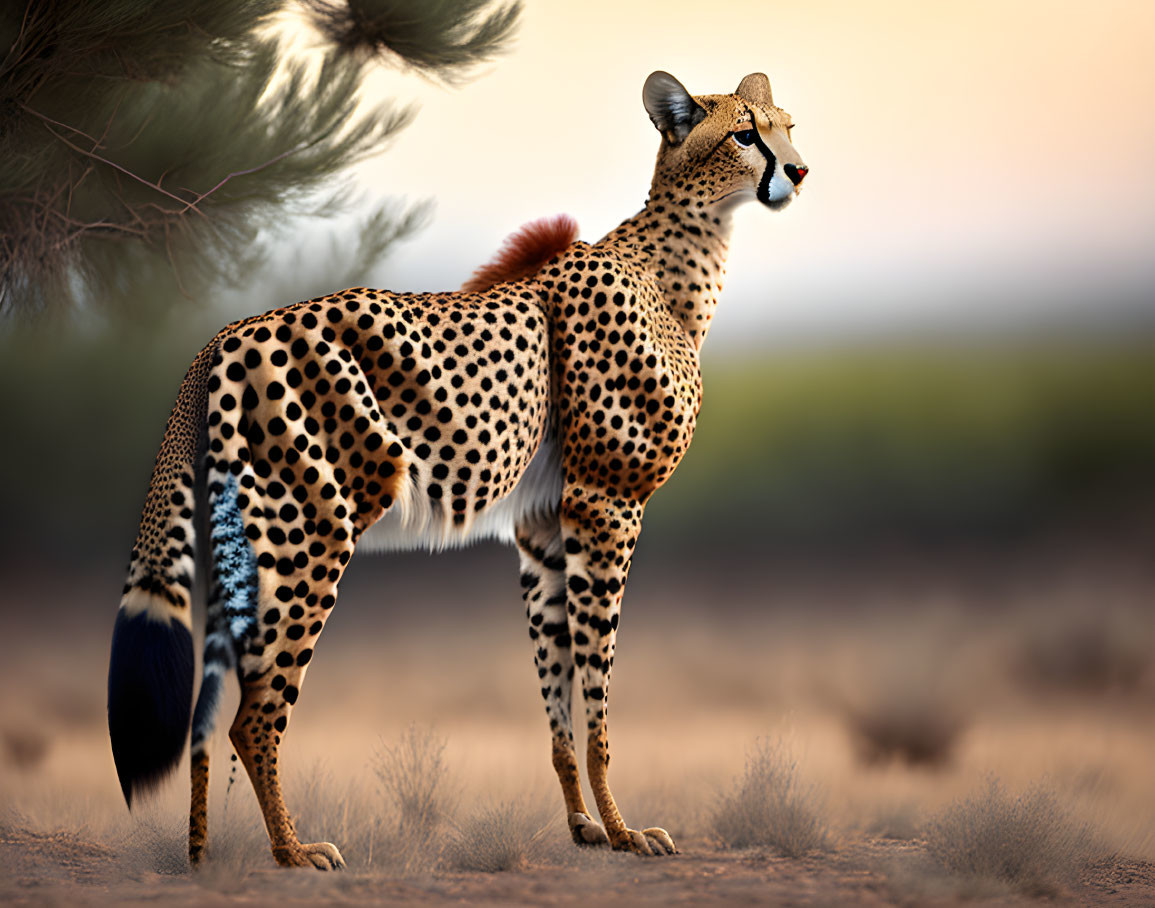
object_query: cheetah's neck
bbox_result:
[600,194,733,351]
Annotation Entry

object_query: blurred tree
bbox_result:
[0,0,520,317]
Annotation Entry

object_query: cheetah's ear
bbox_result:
[643,71,706,144]
[736,72,773,107]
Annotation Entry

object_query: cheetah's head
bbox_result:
[643,71,807,212]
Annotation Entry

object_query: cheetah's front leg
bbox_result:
[560,488,677,856]
[516,513,609,847]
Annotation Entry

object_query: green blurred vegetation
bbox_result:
[2,323,1152,562]
[0,317,210,559]
[646,340,1155,546]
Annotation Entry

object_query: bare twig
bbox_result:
[177,142,309,210]
[25,103,310,218]
[18,104,107,150]
[34,117,206,216]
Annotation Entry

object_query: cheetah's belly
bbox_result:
[357,435,562,553]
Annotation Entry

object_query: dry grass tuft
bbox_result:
[119,811,190,876]
[923,778,1100,896]
[289,766,379,870]
[375,725,455,837]
[439,800,554,873]
[371,725,457,874]
[711,740,829,857]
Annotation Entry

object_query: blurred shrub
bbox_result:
[2,725,51,772]
[711,739,829,856]
[924,779,1098,896]
[1014,607,1152,696]
[845,694,965,768]
[834,628,969,767]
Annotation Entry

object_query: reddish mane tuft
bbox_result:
[461,214,579,293]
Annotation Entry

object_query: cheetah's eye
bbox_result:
[732,129,756,147]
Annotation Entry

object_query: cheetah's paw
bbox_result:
[568,812,610,846]
[275,841,346,870]
[615,826,678,856]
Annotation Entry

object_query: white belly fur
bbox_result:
[358,436,562,553]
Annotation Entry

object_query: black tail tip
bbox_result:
[108,609,194,808]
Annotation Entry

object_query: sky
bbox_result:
[300,0,1155,347]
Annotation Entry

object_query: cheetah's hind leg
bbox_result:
[214,466,356,870]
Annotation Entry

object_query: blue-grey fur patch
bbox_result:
[209,475,258,645]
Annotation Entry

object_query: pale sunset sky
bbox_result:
[295,1,1155,346]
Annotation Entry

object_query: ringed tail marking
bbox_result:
[109,340,216,807]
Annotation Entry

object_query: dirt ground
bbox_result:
[2,536,1154,905]
[5,825,1154,906]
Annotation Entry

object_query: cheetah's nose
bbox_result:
[784,163,808,186]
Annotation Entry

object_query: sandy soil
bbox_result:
[2,541,1153,904]
[3,824,1154,905]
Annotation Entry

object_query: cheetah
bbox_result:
[107,70,808,867]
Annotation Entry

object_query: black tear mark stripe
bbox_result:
[751,135,778,205]
[741,105,779,205]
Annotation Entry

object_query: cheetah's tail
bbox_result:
[108,341,217,808]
